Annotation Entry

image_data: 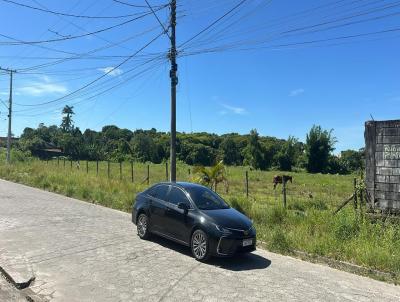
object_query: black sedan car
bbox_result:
[132,182,256,261]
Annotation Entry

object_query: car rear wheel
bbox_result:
[137,213,150,239]
[191,229,210,261]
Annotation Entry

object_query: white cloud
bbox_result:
[18,81,67,97]
[98,67,123,76]
[221,103,247,115]
[289,88,305,97]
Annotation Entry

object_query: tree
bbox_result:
[218,136,241,165]
[276,136,299,171]
[60,105,75,132]
[305,125,337,173]
[131,132,159,163]
[243,129,265,170]
[182,143,216,166]
[340,149,364,172]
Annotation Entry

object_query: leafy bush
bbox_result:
[270,229,292,253]
[334,213,360,241]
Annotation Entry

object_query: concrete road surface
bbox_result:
[1,179,400,302]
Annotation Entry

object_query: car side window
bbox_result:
[148,185,169,201]
[167,187,190,207]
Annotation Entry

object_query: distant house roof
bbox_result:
[42,148,63,153]
[0,136,19,142]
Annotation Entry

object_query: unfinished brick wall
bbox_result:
[365,120,400,210]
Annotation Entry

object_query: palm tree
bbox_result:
[61,105,74,132]
[193,160,228,193]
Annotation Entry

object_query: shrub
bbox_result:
[270,229,292,253]
[308,199,328,211]
[267,206,287,225]
[288,200,306,212]
[334,213,360,241]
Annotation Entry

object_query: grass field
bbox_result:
[1,154,399,282]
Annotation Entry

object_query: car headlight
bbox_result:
[214,224,232,234]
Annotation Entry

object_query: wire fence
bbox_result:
[36,158,355,210]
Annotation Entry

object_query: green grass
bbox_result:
[0,154,399,281]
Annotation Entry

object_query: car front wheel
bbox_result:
[137,213,150,239]
[191,229,210,261]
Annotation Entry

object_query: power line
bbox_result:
[13,54,167,111]
[14,57,167,117]
[1,0,152,19]
[144,0,171,38]
[113,0,165,9]
[16,25,162,72]
[179,0,400,55]
[179,0,249,48]
[13,32,165,108]
[181,26,400,56]
[31,0,150,56]
[0,6,168,45]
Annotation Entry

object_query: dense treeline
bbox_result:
[13,106,364,174]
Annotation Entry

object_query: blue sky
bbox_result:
[0,0,399,152]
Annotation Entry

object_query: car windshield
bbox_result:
[186,186,230,210]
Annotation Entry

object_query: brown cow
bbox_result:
[273,175,293,189]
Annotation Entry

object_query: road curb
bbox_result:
[257,241,399,285]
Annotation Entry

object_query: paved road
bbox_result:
[1,179,400,302]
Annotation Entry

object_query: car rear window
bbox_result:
[148,185,169,200]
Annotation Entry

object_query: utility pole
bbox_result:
[169,0,177,182]
[0,67,15,164]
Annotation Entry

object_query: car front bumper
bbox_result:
[215,236,256,256]
[208,227,257,257]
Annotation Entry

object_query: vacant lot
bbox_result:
[0,157,399,281]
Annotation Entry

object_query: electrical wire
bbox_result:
[179,0,249,48]
[113,0,165,9]
[144,0,171,38]
[1,0,153,19]
[0,5,168,45]
[13,31,165,108]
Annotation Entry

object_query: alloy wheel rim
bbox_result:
[137,215,147,237]
[192,232,207,259]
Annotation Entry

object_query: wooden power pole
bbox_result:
[169,0,177,182]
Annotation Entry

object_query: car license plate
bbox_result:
[242,239,253,247]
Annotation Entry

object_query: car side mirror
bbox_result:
[178,202,189,212]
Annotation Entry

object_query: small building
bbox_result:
[35,142,63,159]
[0,136,19,147]
[365,120,400,211]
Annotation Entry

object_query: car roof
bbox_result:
[154,181,206,191]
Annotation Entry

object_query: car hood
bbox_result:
[201,207,252,230]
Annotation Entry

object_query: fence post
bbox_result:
[107,161,110,179]
[188,168,191,176]
[86,160,89,174]
[131,162,134,183]
[360,187,364,220]
[120,162,122,180]
[70,159,72,169]
[147,165,150,185]
[57,157,59,167]
[283,180,287,208]
[245,171,249,198]
[63,158,65,169]
[165,162,169,181]
[353,178,358,209]
[96,160,99,176]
